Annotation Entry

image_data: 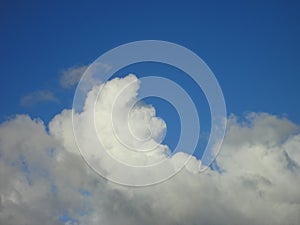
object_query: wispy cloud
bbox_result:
[20,90,59,107]
[20,65,88,107]
[60,65,88,88]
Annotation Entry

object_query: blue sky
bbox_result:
[0,0,300,153]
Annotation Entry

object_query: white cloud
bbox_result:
[20,90,59,107]
[59,63,113,90]
[1,75,300,225]
[60,65,89,88]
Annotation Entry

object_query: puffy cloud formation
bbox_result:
[1,75,300,225]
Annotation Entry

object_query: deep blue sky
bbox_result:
[0,0,299,154]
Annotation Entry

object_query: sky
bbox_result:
[0,1,300,225]
[1,0,300,122]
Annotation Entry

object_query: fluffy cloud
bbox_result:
[20,90,58,106]
[1,75,300,225]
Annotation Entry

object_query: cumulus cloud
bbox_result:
[20,90,59,107]
[60,65,89,88]
[1,75,300,225]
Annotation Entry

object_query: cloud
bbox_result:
[59,65,89,88]
[1,75,300,225]
[20,90,59,107]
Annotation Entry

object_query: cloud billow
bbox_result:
[0,75,300,225]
